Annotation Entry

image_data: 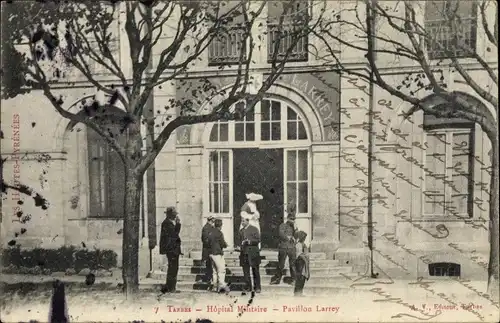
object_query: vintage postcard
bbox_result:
[1,0,499,322]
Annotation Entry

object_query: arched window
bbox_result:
[209,98,308,143]
[423,111,475,218]
[87,127,126,218]
[206,98,310,226]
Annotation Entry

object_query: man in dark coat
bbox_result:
[200,216,215,285]
[239,214,261,293]
[159,207,182,293]
[271,210,297,285]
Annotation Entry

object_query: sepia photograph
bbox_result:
[0,0,499,322]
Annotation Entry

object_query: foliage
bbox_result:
[1,0,324,294]
[2,246,118,271]
[310,0,498,118]
[1,1,322,170]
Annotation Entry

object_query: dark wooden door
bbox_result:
[233,148,284,249]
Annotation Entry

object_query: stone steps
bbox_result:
[160,265,353,277]
[176,258,340,267]
[188,250,327,260]
[155,251,357,289]
[149,270,359,286]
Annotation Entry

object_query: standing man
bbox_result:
[201,216,215,286]
[159,207,182,293]
[208,218,229,293]
[239,214,261,293]
[271,208,297,285]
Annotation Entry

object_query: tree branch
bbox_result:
[125,1,145,110]
[407,94,498,140]
[362,0,421,105]
[91,7,127,82]
[64,21,128,108]
[133,2,250,117]
[25,42,128,160]
[451,56,498,108]
[136,0,317,173]
[480,0,498,47]
[401,1,442,91]
[442,9,499,108]
[228,1,266,99]
[136,95,244,173]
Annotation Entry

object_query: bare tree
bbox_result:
[312,0,498,296]
[1,0,326,296]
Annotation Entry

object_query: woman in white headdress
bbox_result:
[240,193,263,248]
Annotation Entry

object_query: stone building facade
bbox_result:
[1,1,497,279]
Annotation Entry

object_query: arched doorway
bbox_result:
[202,97,312,249]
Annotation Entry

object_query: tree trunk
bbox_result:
[122,169,143,298]
[487,139,499,300]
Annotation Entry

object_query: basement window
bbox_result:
[429,262,461,276]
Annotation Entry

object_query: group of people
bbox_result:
[159,193,311,296]
[201,215,231,293]
[200,209,262,294]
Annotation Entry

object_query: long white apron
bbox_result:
[240,201,261,249]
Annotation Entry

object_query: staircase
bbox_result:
[149,250,358,292]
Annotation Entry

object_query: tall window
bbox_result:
[423,122,474,218]
[87,127,126,218]
[209,151,230,213]
[425,0,477,59]
[267,1,309,62]
[286,149,308,213]
[207,2,246,65]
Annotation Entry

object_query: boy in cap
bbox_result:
[294,230,310,296]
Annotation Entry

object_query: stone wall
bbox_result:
[175,146,204,254]
[310,143,339,258]
[364,73,493,280]
[334,73,371,269]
